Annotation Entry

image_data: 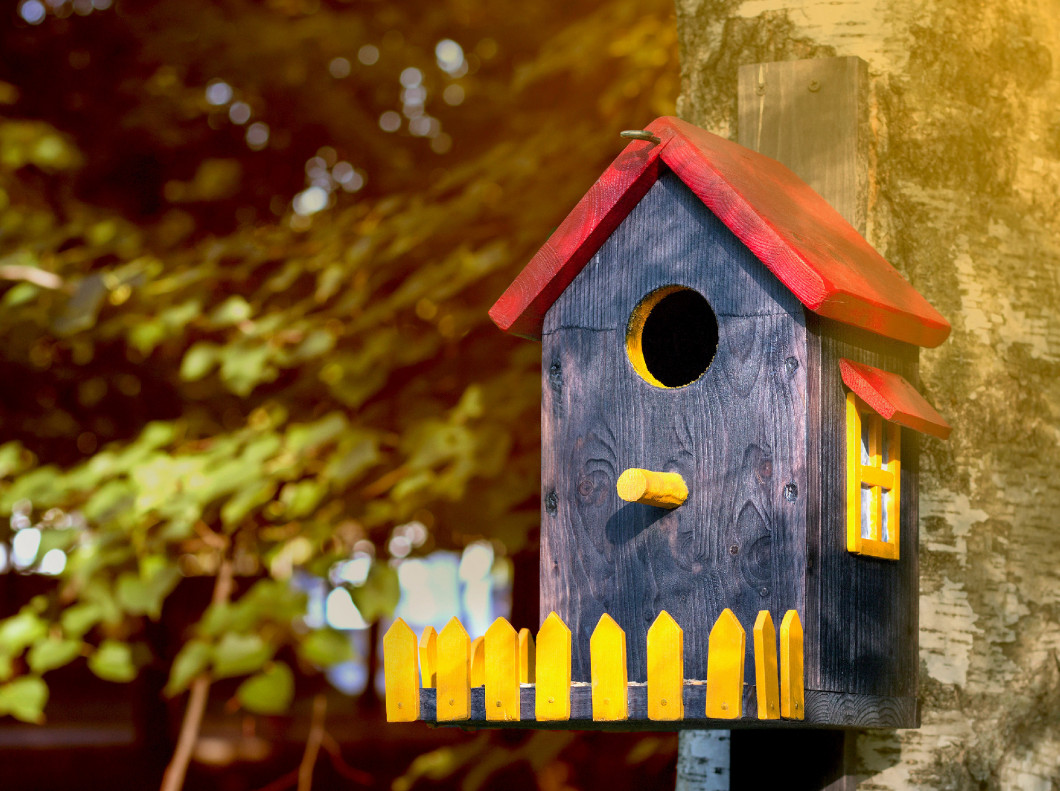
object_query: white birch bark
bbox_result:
[674,1,1060,788]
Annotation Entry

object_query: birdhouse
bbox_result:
[384,116,950,730]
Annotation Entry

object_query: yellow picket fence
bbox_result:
[384,608,804,724]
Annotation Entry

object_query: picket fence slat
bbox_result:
[535,612,571,721]
[518,627,536,684]
[383,618,420,722]
[705,608,744,719]
[419,626,437,689]
[485,617,520,721]
[385,608,805,725]
[780,610,805,720]
[469,635,485,688]
[590,613,628,721]
[437,617,470,721]
[647,610,684,720]
[753,611,780,720]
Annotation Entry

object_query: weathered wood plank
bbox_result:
[417,686,918,730]
[540,170,808,686]
[811,317,920,698]
[737,57,870,235]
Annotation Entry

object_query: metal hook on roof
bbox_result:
[620,130,661,145]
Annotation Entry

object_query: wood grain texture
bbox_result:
[540,170,809,686]
[490,116,950,347]
[839,358,951,439]
[416,686,918,730]
[737,57,869,235]
[805,316,920,698]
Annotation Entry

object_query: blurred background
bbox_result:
[0,0,682,788]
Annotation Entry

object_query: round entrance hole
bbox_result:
[626,286,719,388]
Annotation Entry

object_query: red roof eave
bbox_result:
[840,359,951,440]
[490,116,951,348]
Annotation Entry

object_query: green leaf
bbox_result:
[0,610,47,658]
[210,295,252,326]
[297,629,353,668]
[165,639,211,696]
[348,562,401,624]
[115,557,180,619]
[0,677,48,723]
[236,662,294,715]
[180,341,219,381]
[88,640,139,683]
[60,602,103,638]
[27,638,82,675]
[212,633,274,680]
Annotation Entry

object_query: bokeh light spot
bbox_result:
[328,57,351,79]
[379,111,401,132]
[19,0,46,24]
[246,122,269,150]
[431,133,452,154]
[357,44,379,66]
[205,80,233,106]
[39,549,67,576]
[399,67,423,88]
[228,101,251,125]
[435,39,465,74]
[292,186,329,216]
[443,84,465,106]
[12,527,41,569]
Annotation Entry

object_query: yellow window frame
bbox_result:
[846,392,901,560]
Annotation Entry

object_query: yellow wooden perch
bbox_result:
[383,609,804,726]
[616,468,688,509]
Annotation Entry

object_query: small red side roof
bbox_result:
[489,116,951,348]
[840,359,951,439]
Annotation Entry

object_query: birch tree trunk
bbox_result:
[674,1,1060,787]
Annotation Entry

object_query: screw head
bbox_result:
[397,702,403,709]
[495,700,502,707]
[721,702,728,711]
[449,699,455,706]
[660,698,667,706]
[808,79,821,92]
[548,696,555,704]
[760,586,770,597]
[784,482,799,502]
[729,543,739,555]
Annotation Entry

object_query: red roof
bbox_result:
[840,359,951,439]
[489,116,951,348]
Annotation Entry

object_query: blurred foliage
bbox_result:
[0,0,676,739]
